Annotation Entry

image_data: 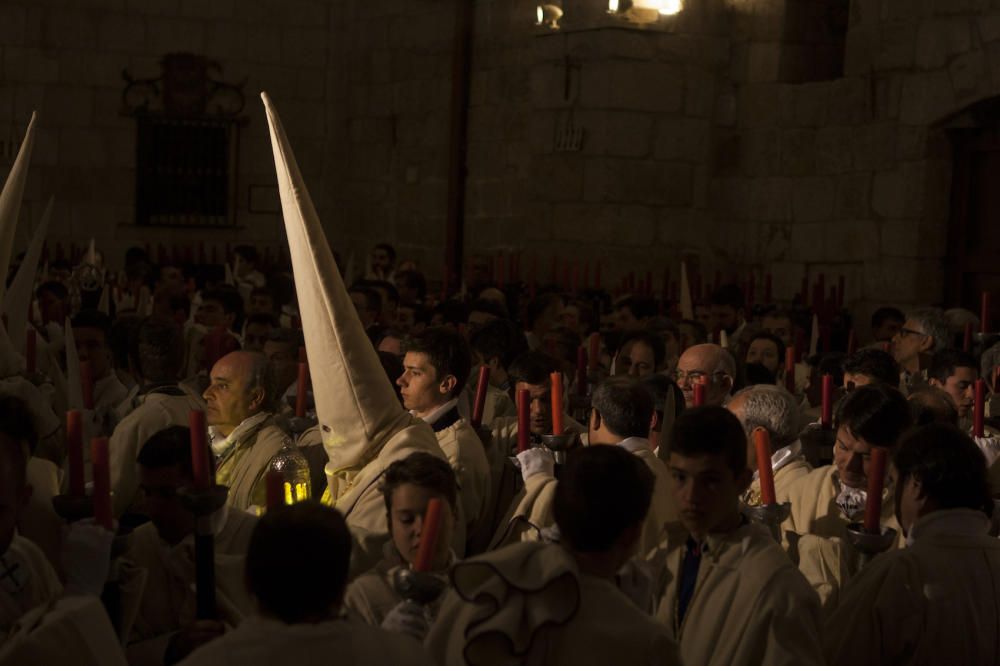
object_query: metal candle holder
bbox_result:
[178,484,230,619]
[392,567,448,606]
[742,502,791,543]
[541,433,576,465]
[845,522,897,570]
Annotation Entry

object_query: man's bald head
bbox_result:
[675,343,735,408]
[203,351,277,435]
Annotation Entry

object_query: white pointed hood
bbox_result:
[4,196,52,355]
[261,92,436,473]
[0,113,36,287]
[679,261,694,320]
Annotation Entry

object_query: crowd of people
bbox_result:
[1,96,999,665]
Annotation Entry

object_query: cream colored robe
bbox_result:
[825,509,1000,665]
[177,614,435,666]
[782,464,904,609]
[436,418,491,542]
[0,535,62,638]
[742,452,812,507]
[123,507,257,665]
[427,541,680,666]
[0,595,127,666]
[344,546,449,626]
[457,380,516,428]
[109,388,206,516]
[650,521,824,666]
[215,415,290,511]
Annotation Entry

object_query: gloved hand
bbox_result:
[974,436,1000,467]
[516,447,555,482]
[61,518,116,597]
[381,599,431,641]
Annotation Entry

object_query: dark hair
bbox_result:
[36,280,68,302]
[245,501,352,623]
[348,285,381,315]
[670,406,746,474]
[678,319,708,345]
[615,296,656,322]
[525,294,561,329]
[842,348,900,386]
[871,306,905,329]
[710,283,745,310]
[403,327,473,396]
[928,348,978,384]
[554,445,654,552]
[619,330,666,370]
[136,426,195,478]
[591,377,654,439]
[508,350,561,387]
[380,452,458,516]
[746,330,786,365]
[395,269,427,302]
[893,423,992,516]
[431,300,468,327]
[130,316,183,383]
[470,318,529,371]
[908,387,959,427]
[835,383,912,448]
[468,298,508,321]
[71,309,112,340]
[0,396,37,486]
[202,286,244,318]
[641,374,684,419]
[743,362,776,386]
[373,242,396,263]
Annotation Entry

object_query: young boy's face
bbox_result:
[388,483,454,571]
[0,435,32,555]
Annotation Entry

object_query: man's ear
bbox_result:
[720,375,734,396]
[928,377,943,389]
[591,409,603,432]
[919,335,935,353]
[439,374,458,397]
[248,387,266,411]
[650,410,661,433]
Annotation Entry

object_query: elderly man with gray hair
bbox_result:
[891,308,950,394]
[727,384,812,507]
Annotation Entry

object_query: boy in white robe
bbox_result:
[825,423,1000,665]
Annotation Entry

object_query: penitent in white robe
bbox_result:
[0,535,62,640]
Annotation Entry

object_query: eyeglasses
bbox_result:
[672,370,727,385]
[897,327,928,339]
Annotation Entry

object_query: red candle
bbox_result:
[693,383,706,407]
[80,360,94,410]
[753,428,776,506]
[821,374,833,430]
[784,347,796,393]
[25,328,35,374]
[863,447,887,534]
[517,388,530,453]
[189,410,210,490]
[550,372,564,435]
[294,362,309,418]
[964,322,973,352]
[974,378,986,438]
[575,347,587,397]
[298,346,307,364]
[983,292,991,334]
[266,469,284,510]
[91,437,112,530]
[588,333,600,371]
[67,410,84,497]
[413,497,443,572]
[471,366,490,428]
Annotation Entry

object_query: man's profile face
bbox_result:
[397,352,449,415]
[372,248,392,272]
[202,355,257,430]
[931,366,977,418]
[891,319,931,367]
[73,326,111,379]
[711,304,741,334]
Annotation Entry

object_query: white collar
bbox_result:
[751,439,802,481]
[617,436,652,455]
[412,398,459,426]
[209,411,272,457]
[907,508,990,546]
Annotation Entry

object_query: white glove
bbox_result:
[381,599,431,641]
[61,518,115,597]
[516,447,555,482]
[975,436,1000,467]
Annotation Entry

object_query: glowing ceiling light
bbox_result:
[659,0,682,14]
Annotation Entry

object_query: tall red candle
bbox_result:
[693,383,706,407]
[413,498,443,572]
[25,328,35,374]
[516,388,530,453]
[753,428,776,506]
[471,366,490,428]
[294,362,309,418]
[550,372,564,435]
[785,348,796,393]
[821,374,833,430]
[575,347,587,397]
[80,360,94,410]
[189,410,210,490]
[266,469,284,510]
[964,322,973,352]
[67,410,84,497]
[974,378,986,438]
[91,437,112,530]
[863,447,887,534]
[983,292,991,334]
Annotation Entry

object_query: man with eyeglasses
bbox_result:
[673,344,735,408]
[891,309,949,395]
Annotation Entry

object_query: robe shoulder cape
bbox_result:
[650,521,824,666]
[743,454,812,507]
[216,415,290,511]
[824,509,1000,666]
[0,535,62,639]
[0,595,127,666]
[436,417,491,539]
